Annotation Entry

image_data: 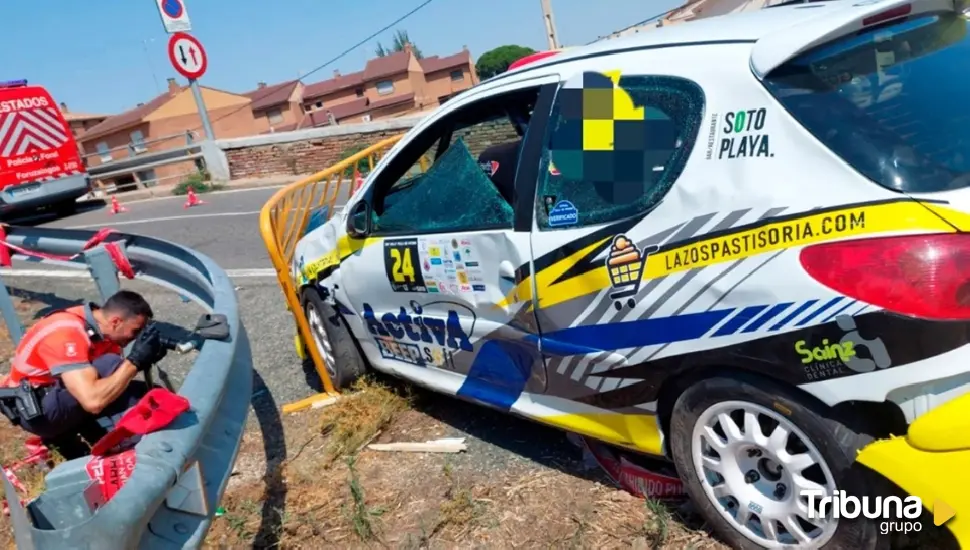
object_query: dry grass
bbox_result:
[315,378,412,466]
[0,294,58,548]
[207,376,726,549]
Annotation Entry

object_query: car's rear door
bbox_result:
[337,76,559,412]
[520,61,709,450]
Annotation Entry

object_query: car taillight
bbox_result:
[799,233,970,320]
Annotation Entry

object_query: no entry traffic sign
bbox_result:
[156,0,192,33]
[168,32,208,80]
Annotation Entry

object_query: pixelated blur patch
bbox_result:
[549,70,651,182]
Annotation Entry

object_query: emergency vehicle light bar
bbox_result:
[0,80,28,88]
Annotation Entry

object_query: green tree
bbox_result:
[475,45,537,80]
[375,29,423,59]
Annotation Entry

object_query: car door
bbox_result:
[521,63,709,428]
[337,76,559,411]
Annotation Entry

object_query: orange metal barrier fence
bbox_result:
[259,135,404,412]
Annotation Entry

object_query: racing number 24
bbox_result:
[383,238,427,292]
[389,247,416,283]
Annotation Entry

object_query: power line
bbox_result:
[190,0,436,135]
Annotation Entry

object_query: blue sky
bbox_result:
[1,0,683,116]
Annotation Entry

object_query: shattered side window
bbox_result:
[535,72,704,230]
[372,138,514,235]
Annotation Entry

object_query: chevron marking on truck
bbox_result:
[0,107,69,158]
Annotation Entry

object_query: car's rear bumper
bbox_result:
[855,391,970,545]
[0,174,91,213]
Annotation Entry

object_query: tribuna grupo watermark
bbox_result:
[802,490,924,535]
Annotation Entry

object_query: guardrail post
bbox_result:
[85,246,121,302]
[0,273,25,345]
[201,141,230,182]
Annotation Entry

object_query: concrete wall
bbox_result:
[216,115,522,180]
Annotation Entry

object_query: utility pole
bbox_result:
[540,0,561,50]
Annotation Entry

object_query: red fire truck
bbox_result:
[0,79,92,218]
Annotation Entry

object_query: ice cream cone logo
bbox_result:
[605,234,657,310]
[607,236,643,286]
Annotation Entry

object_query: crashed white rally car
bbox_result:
[293,1,970,547]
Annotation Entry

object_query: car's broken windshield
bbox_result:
[763,11,970,193]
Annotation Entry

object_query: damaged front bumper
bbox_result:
[855,391,970,545]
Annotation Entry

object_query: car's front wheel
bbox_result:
[301,287,367,390]
[668,374,880,549]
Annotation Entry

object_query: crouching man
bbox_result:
[0,290,167,459]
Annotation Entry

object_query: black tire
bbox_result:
[300,287,366,390]
[668,374,880,550]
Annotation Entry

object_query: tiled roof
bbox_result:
[303,71,365,100]
[243,80,300,111]
[80,88,182,142]
[419,50,471,73]
[363,50,411,81]
[279,93,416,132]
[63,112,109,122]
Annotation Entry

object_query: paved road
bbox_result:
[35,187,286,270]
[0,184,350,409]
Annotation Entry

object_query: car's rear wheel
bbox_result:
[668,374,880,549]
[301,287,366,390]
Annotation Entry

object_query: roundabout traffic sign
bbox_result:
[167,32,207,80]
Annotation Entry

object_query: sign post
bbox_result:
[167,32,215,141]
[156,0,192,33]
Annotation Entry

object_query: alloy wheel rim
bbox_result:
[306,303,337,379]
[691,400,839,548]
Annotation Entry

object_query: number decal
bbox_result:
[383,239,427,292]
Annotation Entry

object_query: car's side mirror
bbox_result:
[347,200,370,238]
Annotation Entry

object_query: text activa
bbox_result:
[0,96,50,113]
[795,339,856,365]
[362,303,473,352]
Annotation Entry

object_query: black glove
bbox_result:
[127,325,164,372]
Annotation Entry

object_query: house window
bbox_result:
[355,88,364,98]
[315,101,323,108]
[303,104,312,113]
[97,142,111,163]
[130,130,147,153]
[450,70,464,81]
[267,108,285,124]
[376,80,394,95]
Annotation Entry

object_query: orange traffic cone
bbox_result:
[183,188,205,209]
[109,196,127,215]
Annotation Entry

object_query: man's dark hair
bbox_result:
[102,290,153,320]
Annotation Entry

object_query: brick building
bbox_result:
[256,44,479,133]
[58,103,109,144]
[240,80,305,134]
[79,78,259,191]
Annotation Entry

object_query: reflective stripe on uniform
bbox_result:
[10,317,89,383]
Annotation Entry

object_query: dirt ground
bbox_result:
[206,378,726,550]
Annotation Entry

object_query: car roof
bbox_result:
[482,0,949,87]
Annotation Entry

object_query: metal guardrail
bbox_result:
[258,134,410,412]
[86,143,203,181]
[0,225,252,549]
[81,131,200,163]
